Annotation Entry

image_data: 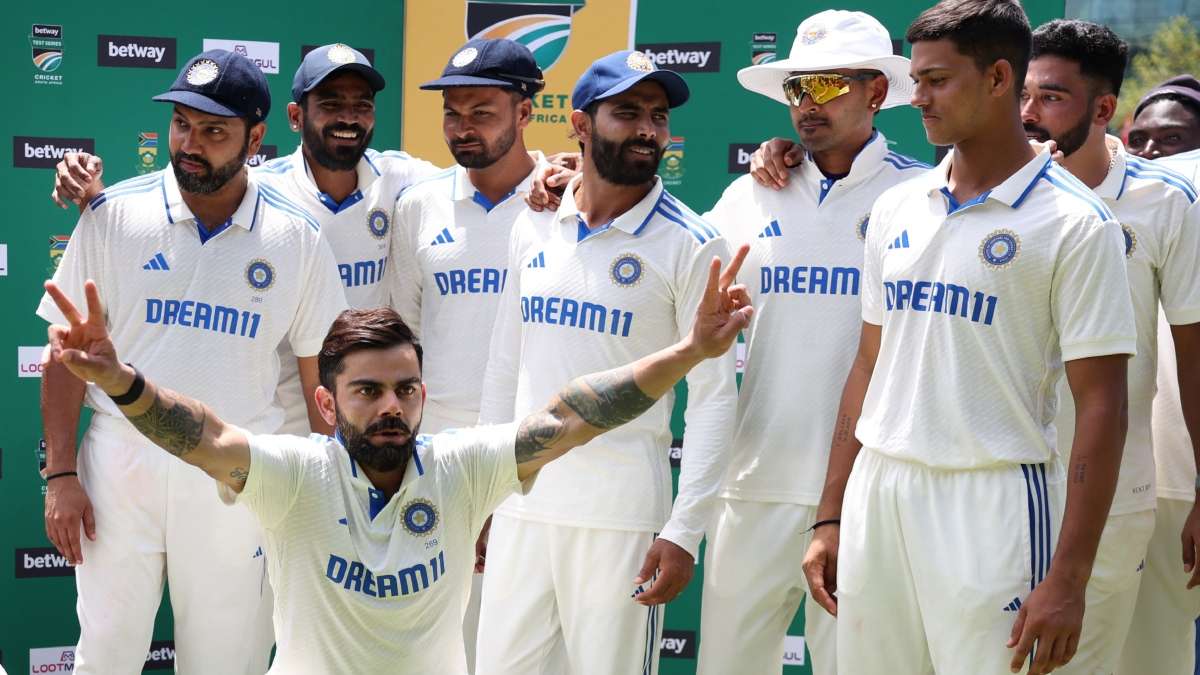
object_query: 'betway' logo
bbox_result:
[144,641,176,670]
[636,42,721,73]
[660,630,696,658]
[245,144,278,167]
[15,547,74,578]
[728,143,759,173]
[98,35,176,68]
[13,136,96,169]
[33,24,62,38]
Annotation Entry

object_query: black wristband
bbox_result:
[806,518,841,533]
[44,470,78,482]
[108,364,145,406]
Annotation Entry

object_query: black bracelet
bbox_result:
[44,471,78,482]
[806,518,841,533]
[108,364,145,406]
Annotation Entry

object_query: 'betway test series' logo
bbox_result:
[98,34,176,68]
[30,24,64,85]
[202,38,279,73]
[14,136,96,169]
[635,42,721,73]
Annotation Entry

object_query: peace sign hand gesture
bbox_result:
[44,279,126,393]
[686,243,754,359]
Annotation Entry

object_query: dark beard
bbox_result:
[304,117,373,171]
[170,140,248,194]
[1024,101,1094,158]
[336,411,418,472]
[449,124,517,169]
[590,130,663,186]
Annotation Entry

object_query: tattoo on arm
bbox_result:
[559,367,657,430]
[514,402,571,465]
[229,467,249,490]
[1072,462,1086,484]
[126,390,206,458]
[833,414,853,444]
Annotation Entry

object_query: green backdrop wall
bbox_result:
[2,1,1062,673]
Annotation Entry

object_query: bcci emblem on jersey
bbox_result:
[465,0,585,71]
[367,208,390,239]
[610,253,645,287]
[1121,224,1138,259]
[856,214,870,241]
[245,259,276,291]
[402,498,439,536]
[979,229,1020,269]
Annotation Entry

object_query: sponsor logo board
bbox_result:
[635,42,721,73]
[29,646,74,672]
[201,38,280,73]
[728,143,758,173]
[660,629,696,658]
[13,137,96,169]
[246,144,278,167]
[782,635,807,666]
[18,346,45,378]
[30,24,64,85]
[15,547,74,578]
[97,35,176,68]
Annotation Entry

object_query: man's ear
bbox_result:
[287,101,303,132]
[315,385,337,428]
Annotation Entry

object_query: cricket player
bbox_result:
[1119,110,1200,673]
[801,2,1137,674]
[697,11,929,675]
[1127,75,1200,161]
[475,51,738,674]
[38,241,753,674]
[1019,20,1200,673]
[37,50,347,673]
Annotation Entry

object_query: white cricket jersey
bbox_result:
[238,424,520,675]
[704,131,930,505]
[478,176,738,557]
[36,169,347,433]
[857,150,1137,469]
[1055,138,1200,514]
[1152,148,1200,502]
[257,146,441,434]
[389,156,549,431]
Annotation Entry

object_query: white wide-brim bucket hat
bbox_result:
[737,10,914,109]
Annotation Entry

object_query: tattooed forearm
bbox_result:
[229,467,249,490]
[127,389,206,458]
[515,402,571,464]
[1072,461,1087,484]
[833,413,853,445]
[559,367,657,430]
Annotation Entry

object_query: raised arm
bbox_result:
[511,246,752,482]
[43,279,252,493]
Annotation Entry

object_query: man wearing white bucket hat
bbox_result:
[697,10,929,675]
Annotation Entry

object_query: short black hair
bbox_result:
[318,308,423,390]
[906,0,1033,93]
[1031,20,1128,96]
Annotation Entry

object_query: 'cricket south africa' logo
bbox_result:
[466,0,586,71]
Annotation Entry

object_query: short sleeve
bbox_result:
[236,432,314,528]
[1053,217,1137,361]
[433,423,520,531]
[37,208,105,326]
[288,234,349,357]
[387,195,423,334]
[1160,199,1200,326]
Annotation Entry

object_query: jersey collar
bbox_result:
[161,168,262,233]
[930,148,1052,214]
[451,151,548,212]
[1093,135,1129,202]
[289,144,379,213]
[556,173,665,240]
[798,129,890,200]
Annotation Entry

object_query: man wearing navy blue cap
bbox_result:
[476,50,738,675]
[37,49,347,674]
[389,36,551,672]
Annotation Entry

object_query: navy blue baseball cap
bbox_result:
[153,50,270,122]
[292,43,385,103]
[572,50,689,111]
[420,38,545,98]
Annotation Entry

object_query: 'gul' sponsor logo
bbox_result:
[97,35,176,68]
[728,143,759,173]
[29,646,74,672]
[246,144,278,167]
[14,137,96,169]
[660,629,696,658]
[144,641,175,670]
[15,547,74,578]
[782,635,807,666]
[18,346,46,378]
[301,44,375,64]
[202,38,279,73]
[635,42,721,73]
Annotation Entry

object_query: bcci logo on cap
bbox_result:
[327,43,357,65]
[610,253,644,287]
[367,208,390,238]
[402,498,439,536]
[245,259,275,291]
[187,59,220,85]
[466,0,585,71]
[801,25,827,45]
[979,229,1020,269]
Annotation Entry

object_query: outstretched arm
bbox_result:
[511,246,752,481]
[43,279,251,493]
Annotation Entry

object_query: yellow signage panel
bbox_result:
[402,0,637,165]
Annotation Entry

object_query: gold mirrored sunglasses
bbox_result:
[782,72,878,106]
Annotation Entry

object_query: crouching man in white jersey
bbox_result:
[698,11,928,675]
[802,2,1138,674]
[37,50,347,673]
[38,239,752,674]
[476,50,738,674]
[1019,20,1200,674]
